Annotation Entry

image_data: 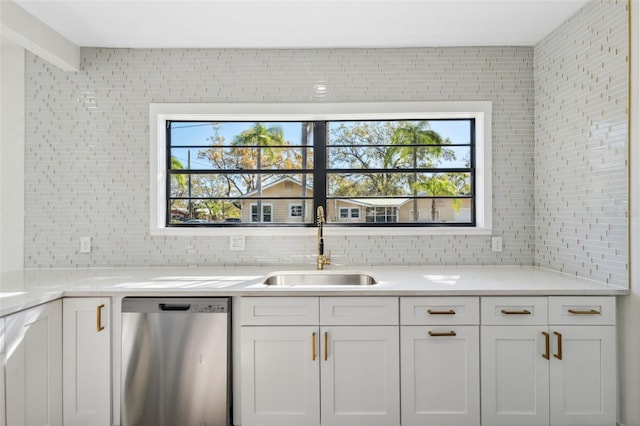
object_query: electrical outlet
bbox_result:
[491,236,503,253]
[229,236,245,251]
[80,236,91,253]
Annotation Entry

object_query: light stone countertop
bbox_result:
[0,265,629,317]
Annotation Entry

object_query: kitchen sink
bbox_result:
[262,272,378,287]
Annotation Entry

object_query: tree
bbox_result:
[390,121,456,221]
[328,121,407,197]
[328,121,463,221]
[170,156,187,196]
[414,174,469,221]
[168,156,189,222]
[194,123,308,222]
[198,123,304,196]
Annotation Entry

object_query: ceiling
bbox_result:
[13,0,591,49]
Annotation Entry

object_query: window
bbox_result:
[151,102,492,234]
[366,207,398,223]
[250,203,273,223]
[339,207,360,220]
[290,204,303,218]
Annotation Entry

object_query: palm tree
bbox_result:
[414,174,469,222]
[390,121,456,221]
[170,156,187,194]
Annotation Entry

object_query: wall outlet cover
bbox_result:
[491,236,503,253]
[80,236,91,253]
[229,236,246,251]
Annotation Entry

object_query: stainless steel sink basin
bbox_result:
[262,272,377,286]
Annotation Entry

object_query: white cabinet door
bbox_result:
[481,325,549,426]
[241,326,320,426]
[5,300,63,426]
[401,325,479,426]
[63,298,111,426]
[549,326,616,426]
[320,326,400,426]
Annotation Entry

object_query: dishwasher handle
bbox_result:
[159,303,191,311]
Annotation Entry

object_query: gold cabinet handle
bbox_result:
[501,309,532,315]
[97,304,105,332]
[568,309,601,315]
[324,332,328,361]
[428,330,457,337]
[312,332,317,361]
[554,331,563,360]
[542,331,550,360]
[427,309,456,315]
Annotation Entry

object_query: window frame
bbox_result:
[150,102,492,236]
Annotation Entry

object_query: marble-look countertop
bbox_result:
[0,265,628,317]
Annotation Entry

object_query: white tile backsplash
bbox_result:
[25,46,535,268]
[22,1,627,284]
[534,0,628,286]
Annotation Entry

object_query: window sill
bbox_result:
[150,226,493,237]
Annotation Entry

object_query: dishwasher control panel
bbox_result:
[191,302,228,313]
[122,297,229,314]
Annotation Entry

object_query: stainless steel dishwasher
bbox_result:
[121,297,231,426]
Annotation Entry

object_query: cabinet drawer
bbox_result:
[548,297,615,325]
[481,297,547,325]
[401,297,479,325]
[320,297,398,325]
[241,297,319,325]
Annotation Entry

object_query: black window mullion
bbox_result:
[313,121,327,223]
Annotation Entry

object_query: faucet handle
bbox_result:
[317,252,331,270]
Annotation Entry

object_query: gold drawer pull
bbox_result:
[501,309,531,315]
[428,331,457,337]
[568,309,601,315]
[554,331,563,360]
[312,332,317,361]
[427,309,456,315]
[96,304,105,332]
[324,332,328,361]
[542,331,550,360]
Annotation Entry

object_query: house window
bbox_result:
[339,207,360,220]
[290,204,303,218]
[250,203,273,223]
[151,102,492,232]
[366,207,398,223]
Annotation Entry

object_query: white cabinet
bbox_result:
[319,297,399,426]
[481,296,616,426]
[547,297,616,426]
[481,324,550,426]
[241,297,320,426]
[5,299,63,426]
[62,298,111,426]
[241,297,399,426]
[400,297,480,426]
[241,325,320,426]
[321,325,399,426]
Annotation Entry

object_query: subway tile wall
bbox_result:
[534,0,628,286]
[24,46,536,268]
